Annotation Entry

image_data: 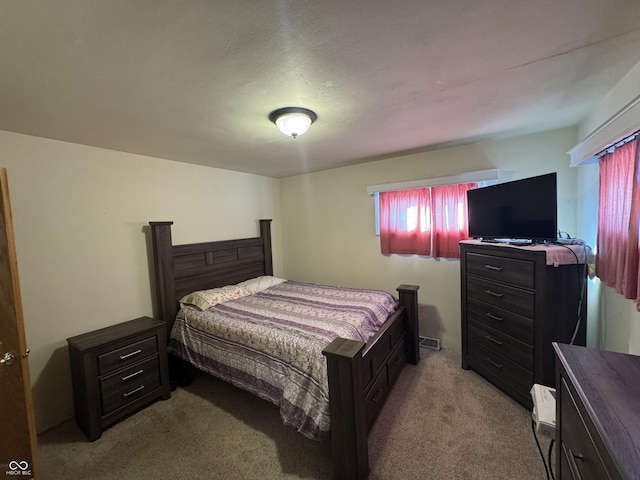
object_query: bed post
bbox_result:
[397,284,420,365]
[259,219,273,276]
[322,338,369,480]
[149,221,177,337]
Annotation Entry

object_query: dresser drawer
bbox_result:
[467,296,534,344]
[98,336,158,375]
[467,341,533,400]
[466,252,534,289]
[560,378,611,480]
[468,322,533,368]
[466,276,534,317]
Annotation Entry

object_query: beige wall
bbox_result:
[280,127,581,350]
[0,130,282,432]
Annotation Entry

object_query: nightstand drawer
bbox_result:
[467,276,534,318]
[98,336,158,375]
[101,370,161,415]
[466,252,534,289]
[99,356,160,394]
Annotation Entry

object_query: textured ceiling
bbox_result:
[2,0,640,178]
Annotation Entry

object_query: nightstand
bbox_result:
[67,316,171,441]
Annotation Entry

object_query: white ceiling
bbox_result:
[2,1,640,178]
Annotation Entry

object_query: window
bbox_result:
[596,133,640,309]
[378,182,477,258]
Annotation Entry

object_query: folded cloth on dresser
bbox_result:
[168,280,399,439]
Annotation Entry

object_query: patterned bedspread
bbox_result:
[168,281,399,439]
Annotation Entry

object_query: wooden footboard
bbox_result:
[148,220,419,480]
[323,284,420,480]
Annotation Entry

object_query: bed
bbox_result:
[148,219,420,480]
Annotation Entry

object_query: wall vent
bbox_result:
[419,336,440,350]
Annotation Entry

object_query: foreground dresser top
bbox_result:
[554,343,640,479]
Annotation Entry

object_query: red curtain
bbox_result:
[380,182,477,258]
[380,188,432,255]
[596,137,640,309]
[432,183,476,258]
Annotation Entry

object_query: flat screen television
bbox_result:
[467,172,557,243]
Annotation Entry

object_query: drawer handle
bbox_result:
[484,264,503,272]
[121,369,144,382]
[119,349,142,360]
[484,312,503,323]
[372,388,384,403]
[485,290,504,299]
[486,357,503,370]
[486,335,503,347]
[566,448,584,480]
[123,385,146,398]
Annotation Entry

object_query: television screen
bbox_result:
[467,173,557,242]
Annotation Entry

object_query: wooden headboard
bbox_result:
[149,219,273,336]
[149,218,420,479]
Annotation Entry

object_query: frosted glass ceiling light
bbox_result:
[269,107,317,138]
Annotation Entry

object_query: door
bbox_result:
[0,168,39,479]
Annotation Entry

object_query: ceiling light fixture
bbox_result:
[269,107,317,138]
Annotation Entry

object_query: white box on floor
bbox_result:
[530,383,556,438]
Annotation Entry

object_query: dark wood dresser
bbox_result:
[67,316,171,441]
[460,241,586,409]
[554,343,640,480]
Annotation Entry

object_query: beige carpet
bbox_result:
[38,349,551,479]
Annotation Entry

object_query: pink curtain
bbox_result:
[596,138,640,309]
[380,182,477,258]
[380,188,432,255]
[431,183,477,258]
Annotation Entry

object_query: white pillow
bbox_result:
[179,285,251,310]
[236,275,287,294]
